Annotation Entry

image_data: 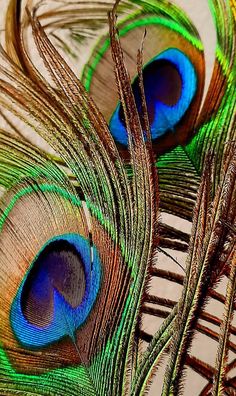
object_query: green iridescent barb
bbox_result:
[0,0,235,395]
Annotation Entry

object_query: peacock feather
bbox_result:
[0,0,235,395]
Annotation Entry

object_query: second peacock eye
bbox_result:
[21,239,86,328]
[109,48,197,146]
[10,234,101,349]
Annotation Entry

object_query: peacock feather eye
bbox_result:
[21,239,86,326]
[0,180,130,374]
[82,7,205,156]
[109,48,197,146]
[11,234,101,349]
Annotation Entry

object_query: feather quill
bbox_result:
[212,250,236,396]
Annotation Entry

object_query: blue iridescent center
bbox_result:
[11,234,101,348]
[109,48,197,146]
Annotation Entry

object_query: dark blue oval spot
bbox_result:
[118,59,182,126]
[21,240,86,328]
[11,234,101,349]
[109,48,197,146]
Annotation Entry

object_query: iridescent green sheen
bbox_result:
[82,16,203,92]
